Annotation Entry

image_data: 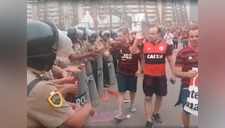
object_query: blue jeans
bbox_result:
[175,85,191,115]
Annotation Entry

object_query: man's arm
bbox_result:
[129,32,144,54]
[94,39,113,58]
[61,65,81,78]
[174,51,197,78]
[63,103,95,128]
[169,33,174,38]
[163,33,167,40]
[54,84,70,96]
[51,65,63,78]
[130,39,142,54]
[102,50,111,57]
[67,102,82,111]
[167,55,176,78]
[69,51,98,61]
[52,78,68,85]
[140,54,145,74]
[69,52,91,61]
[175,67,197,78]
[175,67,187,78]
[59,83,78,96]
[135,55,143,76]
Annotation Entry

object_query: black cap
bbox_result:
[27,21,58,71]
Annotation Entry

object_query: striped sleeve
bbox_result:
[165,44,173,56]
[175,51,184,67]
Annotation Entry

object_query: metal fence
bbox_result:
[27,0,191,31]
[27,0,80,30]
[27,0,132,31]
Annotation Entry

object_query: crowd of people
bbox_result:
[161,26,192,51]
[27,20,198,128]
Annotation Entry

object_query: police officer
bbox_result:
[67,27,98,63]
[27,21,95,128]
[87,31,98,82]
[99,30,114,87]
[45,29,81,98]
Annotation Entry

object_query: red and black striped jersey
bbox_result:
[109,46,140,76]
[175,46,198,86]
[138,40,172,76]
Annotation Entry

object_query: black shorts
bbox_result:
[117,73,137,93]
[143,75,167,96]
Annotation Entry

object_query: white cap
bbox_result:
[56,30,73,58]
[85,28,93,37]
[74,27,84,39]
[101,30,110,36]
[60,30,68,35]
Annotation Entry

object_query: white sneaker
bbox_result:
[114,111,123,120]
[129,103,136,112]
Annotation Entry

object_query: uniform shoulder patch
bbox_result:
[47,90,63,108]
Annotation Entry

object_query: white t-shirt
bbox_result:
[164,32,174,45]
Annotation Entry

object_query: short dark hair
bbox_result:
[149,26,162,34]
[188,25,198,36]
[117,27,129,35]
[189,25,198,32]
